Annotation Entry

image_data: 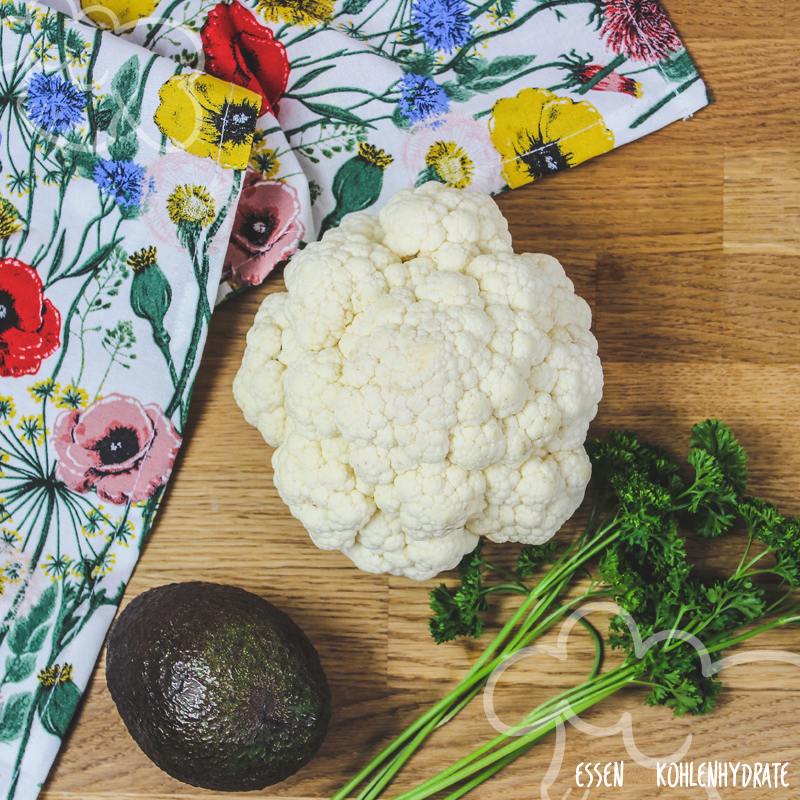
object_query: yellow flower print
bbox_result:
[153,73,260,170]
[0,197,22,239]
[489,88,614,189]
[28,378,58,401]
[127,246,157,272]
[0,397,15,421]
[55,384,88,409]
[38,663,73,686]
[256,0,333,27]
[166,185,216,226]
[78,0,159,33]
[18,415,47,446]
[43,553,71,581]
[358,142,393,170]
[425,141,474,189]
[488,1,514,25]
[249,132,280,178]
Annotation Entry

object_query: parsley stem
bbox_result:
[482,562,528,591]
[739,547,774,576]
[332,583,555,800]
[388,665,640,800]
[704,601,800,654]
[436,736,544,800]
[336,580,607,800]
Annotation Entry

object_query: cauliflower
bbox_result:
[234,183,603,581]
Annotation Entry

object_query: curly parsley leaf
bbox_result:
[516,541,558,578]
[429,543,489,643]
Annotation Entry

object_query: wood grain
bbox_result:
[41,3,800,799]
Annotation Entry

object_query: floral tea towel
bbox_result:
[0,4,258,797]
[46,0,709,297]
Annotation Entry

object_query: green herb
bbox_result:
[334,420,800,800]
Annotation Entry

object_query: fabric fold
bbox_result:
[47,0,709,299]
[0,5,257,797]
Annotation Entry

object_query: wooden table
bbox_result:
[42,2,800,798]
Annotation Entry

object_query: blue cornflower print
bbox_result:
[26,73,86,134]
[94,159,147,208]
[398,74,450,126]
[412,0,471,53]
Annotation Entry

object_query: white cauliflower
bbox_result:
[234,183,603,581]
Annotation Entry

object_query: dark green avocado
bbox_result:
[105,581,331,792]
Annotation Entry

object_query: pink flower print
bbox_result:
[577,64,642,97]
[401,113,502,194]
[53,394,181,505]
[600,0,683,63]
[143,151,230,258]
[223,171,304,287]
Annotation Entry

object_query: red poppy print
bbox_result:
[0,258,60,378]
[223,171,304,286]
[53,394,181,505]
[577,64,642,97]
[201,1,290,116]
[600,0,682,63]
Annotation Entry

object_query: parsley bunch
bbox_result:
[334,420,800,800]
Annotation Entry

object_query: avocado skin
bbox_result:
[106,581,331,792]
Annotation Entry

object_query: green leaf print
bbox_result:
[299,101,376,129]
[47,229,66,280]
[400,50,437,77]
[483,54,538,76]
[0,693,33,743]
[8,586,57,656]
[341,0,370,14]
[108,132,140,163]
[72,238,124,279]
[391,104,411,130]
[441,81,474,102]
[659,49,696,81]
[110,55,140,105]
[289,64,336,92]
[4,654,36,684]
[106,55,150,162]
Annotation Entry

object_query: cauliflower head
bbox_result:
[234,182,603,581]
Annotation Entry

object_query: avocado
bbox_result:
[105,581,331,792]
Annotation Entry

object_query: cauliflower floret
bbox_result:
[343,514,479,582]
[234,182,603,580]
[378,182,513,259]
[272,428,375,549]
[232,292,291,446]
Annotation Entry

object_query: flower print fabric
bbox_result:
[53,394,182,505]
[412,0,472,53]
[0,260,61,378]
[93,159,148,207]
[0,5,258,799]
[224,171,305,286]
[153,72,261,169]
[489,88,616,188]
[46,0,709,297]
[25,74,86,133]
[600,0,683,63]
[201,1,290,115]
[399,74,451,127]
